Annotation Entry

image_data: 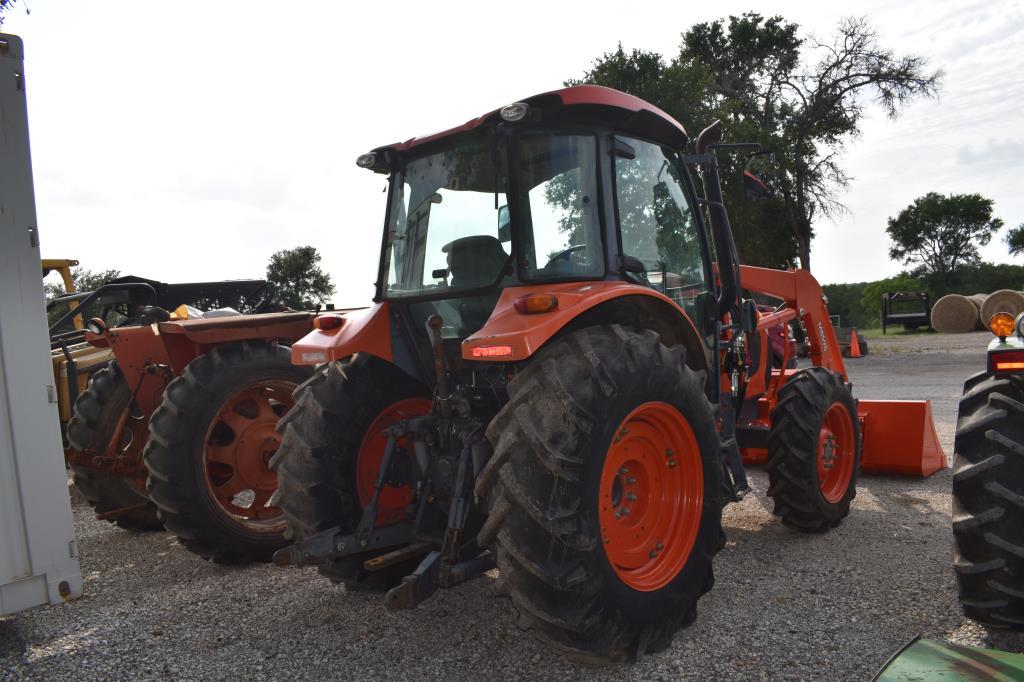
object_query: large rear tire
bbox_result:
[66,361,162,531]
[766,367,861,532]
[144,341,311,563]
[271,355,432,589]
[476,325,721,663]
[953,371,1024,628]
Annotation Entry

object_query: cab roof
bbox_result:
[375,85,689,155]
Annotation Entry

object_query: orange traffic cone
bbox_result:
[849,329,862,358]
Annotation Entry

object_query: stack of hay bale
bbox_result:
[932,289,1024,333]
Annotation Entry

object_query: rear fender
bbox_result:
[461,282,708,373]
[291,303,392,365]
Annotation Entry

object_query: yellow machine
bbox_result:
[43,259,114,432]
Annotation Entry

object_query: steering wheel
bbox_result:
[545,243,588,268]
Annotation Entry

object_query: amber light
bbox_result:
[989,350,1024,372]
[470,345,514,358]
[313,314,344,331]
[514,294,558,314]
[989,312,1015,338]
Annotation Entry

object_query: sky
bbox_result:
[4,0,1022,306]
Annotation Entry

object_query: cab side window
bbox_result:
[614,136,708,316]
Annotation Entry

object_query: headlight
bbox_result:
[499,102,529,122]
[1016,312,1024,338]
[86,317,107,335]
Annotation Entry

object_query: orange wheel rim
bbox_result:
[203,380,296,533]
[817,402,855,503]
[599,401,704,592]
[356,398,433,527]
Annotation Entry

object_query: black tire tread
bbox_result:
[477,324,721,663]
[765,367,861,532]
[66,361,162,531]
[271,354,429,589]
[953,372,1024,628]
[144,341,310,563]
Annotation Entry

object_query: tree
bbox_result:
[265,246,335,309]
[1006,223,1024,257]
[570,13,941,271]
[44,267,122,300]
[886,193,1003,276]
[0,0,23,28]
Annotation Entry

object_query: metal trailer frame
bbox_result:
[0,33,83,616]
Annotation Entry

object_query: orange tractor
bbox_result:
[55,280,316,562]
[271,86,945,661]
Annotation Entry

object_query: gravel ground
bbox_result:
[4,331,1024,680]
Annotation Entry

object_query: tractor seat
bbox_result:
[443,235,509,290]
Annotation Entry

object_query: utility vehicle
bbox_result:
[272,86,944,662]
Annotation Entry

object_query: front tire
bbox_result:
[476,325,722,663]
[766,367,861,532]
[144,341,311,563]
[66,361,162,531]
[953,371,1024,628]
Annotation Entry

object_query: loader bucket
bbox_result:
[857,400,946,477]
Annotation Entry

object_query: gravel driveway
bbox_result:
[4,331,1024,680]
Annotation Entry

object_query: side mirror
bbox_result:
[497,205,510,242]
[743,171,772,201]
[620,255,645,274]
[740,299,759,335]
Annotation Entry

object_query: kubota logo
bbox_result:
[817,322,829,353]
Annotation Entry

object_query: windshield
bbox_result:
[382,136,510,298]
[380,131,606,300]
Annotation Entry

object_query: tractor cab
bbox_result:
[349,87,720,389]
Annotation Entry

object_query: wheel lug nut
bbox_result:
[626,493,637,501]
[626,477,636,484]
[665,448,674,458]
[668,460,677,468]
[622,507,631,516]
[619,466,630,475]
[656,542,664,550]
[649,550,658,558]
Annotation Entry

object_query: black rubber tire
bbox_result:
[66,361,162,531]
[476,325,722,663]
[766,367,861,532]
[271,355,431,589]
[144,341,311,563]
[953,371,1024,628]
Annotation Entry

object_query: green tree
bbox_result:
[44,267,122,300]
[265,246,335,309]
[859,275,922,327]
[570,13,941,271]
[1006,223,1024,256]
[887,193,1004,276]
[0,0,24,28]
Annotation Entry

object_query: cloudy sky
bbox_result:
[4,0,1022,306]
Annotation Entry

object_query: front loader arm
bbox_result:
[739,265,846,378]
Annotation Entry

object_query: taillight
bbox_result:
[313,314,344,331]
[470,345,514,358]
[989,349,1024,372]
[514,294,558,314]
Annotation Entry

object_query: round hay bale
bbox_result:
[981,290,1024,325]
[932,294,980,333]
[968,294,987,312]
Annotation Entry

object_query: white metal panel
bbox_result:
[0,32,83,616]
